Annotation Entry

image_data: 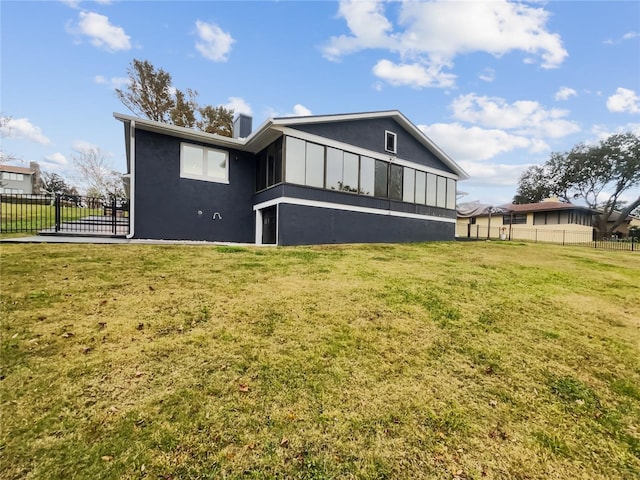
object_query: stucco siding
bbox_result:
[278,203,454,246]
[133,130,255,242]
[291,118,454,173]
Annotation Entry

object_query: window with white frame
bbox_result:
[180,143,228,183]
[385,130,397,154]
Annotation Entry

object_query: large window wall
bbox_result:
[282,136,457,210]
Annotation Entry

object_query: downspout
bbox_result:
[126,120,136,239]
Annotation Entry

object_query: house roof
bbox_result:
[0,164,32,174]
[502,201,597,214]
[114,110,468,180]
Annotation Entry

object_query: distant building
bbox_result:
[0,164,35,194]
[457,198,598,242]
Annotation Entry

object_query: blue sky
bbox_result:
[2,0,639,205]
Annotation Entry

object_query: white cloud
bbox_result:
[94,75,129,89]
[224,97,253,116]
[419,122,542,162]
[42,152,68,170]
[478,68,495,82]
[0,117,50,145]
[291,104,312,116]
[60,0,81,8]
[72,140,100,153]
[590,123,640,143]
[555,86,577,101]
[323,0,398,61]
[195,20,234,62]
[606,87,640,114]
[324,0,567,88]
[457,160,529,187]
[372,59,456,88]
[68,11,131,52]
[451,93,580,138]
[604,31,639,45]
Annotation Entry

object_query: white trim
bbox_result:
[385,130,397,154]
[255,209,262,245]
[277,127,459,180]
[179,142,230,184]
[126,120,136,239]
[252,196,456,224]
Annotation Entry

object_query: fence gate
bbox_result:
[0,194,129,237]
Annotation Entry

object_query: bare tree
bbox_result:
[0,115,23,165]
[71,146,124,199]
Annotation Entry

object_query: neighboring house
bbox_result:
[605,211,640,239]
[457,198,598,242]
[0,164,34,194]
[114,110,468,245]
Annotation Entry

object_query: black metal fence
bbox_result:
[457,224,638,252]
[1,194,129,237]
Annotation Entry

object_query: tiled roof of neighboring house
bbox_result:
[502,201,596,213]
[0,164,32,174]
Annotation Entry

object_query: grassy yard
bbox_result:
[1,241,638,479]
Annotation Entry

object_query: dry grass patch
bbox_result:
[1,241,639,479]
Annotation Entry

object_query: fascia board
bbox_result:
[113,112,249,150]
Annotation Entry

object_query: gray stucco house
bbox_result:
[0,164,34,194]
[114,110,468,246]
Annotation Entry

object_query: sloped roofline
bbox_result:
[113,110,468,179]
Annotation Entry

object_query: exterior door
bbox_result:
[261,206,277,244]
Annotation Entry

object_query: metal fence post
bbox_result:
[111,197,117,234]
[54,194,61,232]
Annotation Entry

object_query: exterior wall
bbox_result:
[133,129,256,242]
[292,118,454,173]
[255,184,455,220]
[277,203,454,246]
[0,171,33,194]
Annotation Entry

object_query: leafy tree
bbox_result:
[116,60,174,123]
[514,132,640,237]
[116,59,234,137]
[170,89,198,128]
[41,172,76,196]
[197,105,234,136]
[71,146,124,199]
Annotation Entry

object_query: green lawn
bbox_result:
[1,241,638,479]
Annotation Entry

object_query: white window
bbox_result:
[385,130,397,154]
[180,143,228,183]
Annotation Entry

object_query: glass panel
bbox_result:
[274,137,283,184]
[415,170,426,205]
[256,151,267,191]
[305,142,324,188]
[359,156,374,196]
[267,143,276,186]
[206,149,227,180]
[426,173,437,206]
[446,178,456,209]
[374,160,388,198]
[436,176,447,207]
[285,137,306,185]
[343,152,359,193]
[389,164,403,201]
[326,147,343,191]
[182,144,203,176]
[403,168,415,203]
